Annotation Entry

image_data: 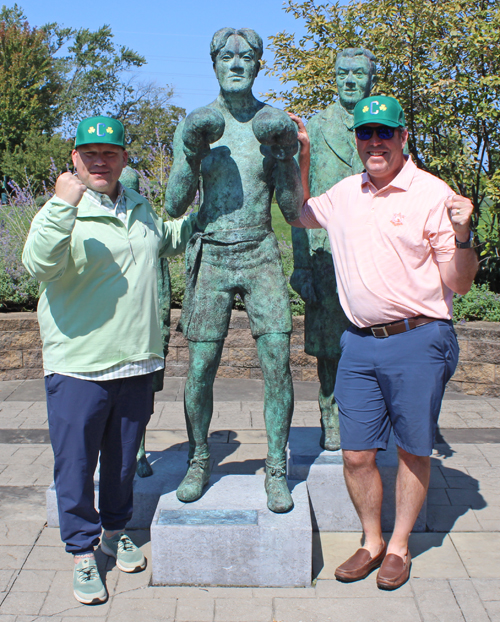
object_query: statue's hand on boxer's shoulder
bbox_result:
[252,106,298,161]
[182,107,225,161]
[55,172,87,208]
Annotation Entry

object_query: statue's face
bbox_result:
[336,55,372,110]
[214,35,258,94]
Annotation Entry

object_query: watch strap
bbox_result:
[455,231,474,249]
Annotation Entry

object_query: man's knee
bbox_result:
[397,446,431,469]
[343,449,378,473]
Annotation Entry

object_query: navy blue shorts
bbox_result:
[334,320,459,456]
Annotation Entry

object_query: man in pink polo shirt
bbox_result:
[290,95,478,590]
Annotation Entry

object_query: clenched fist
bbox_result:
[55,172,87,207]
[445,195,474,242]
[252,107,298,160]
[182,107,225,161]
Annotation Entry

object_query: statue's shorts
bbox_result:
[185,232,292,342]
[334,320,459,456]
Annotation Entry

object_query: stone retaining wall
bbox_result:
[0,313,42,380]
[449,321,500,396]
[1,311,499,395]
[165,310,316,381]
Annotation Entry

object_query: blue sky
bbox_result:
[15,0,312,114]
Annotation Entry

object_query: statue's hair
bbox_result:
[210,28,263,64]
[336,48,377,77]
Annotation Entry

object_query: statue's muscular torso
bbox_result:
[193,102,276,232]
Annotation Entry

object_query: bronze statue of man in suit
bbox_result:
[291,48,377,450]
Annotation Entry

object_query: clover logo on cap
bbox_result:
[353,96,406,129]
[75,116,125,148]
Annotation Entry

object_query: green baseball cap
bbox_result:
[353,96,405,128]
[75,116,125,148]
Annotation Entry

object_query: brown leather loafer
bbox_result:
[335,543,387,583]
[376,550,412,590]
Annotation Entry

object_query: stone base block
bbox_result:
[151,474,312,587]
[46,451,188,529]
[287,428,426,532]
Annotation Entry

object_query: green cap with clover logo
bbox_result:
[75,116,125,148]
[353,96,405,129]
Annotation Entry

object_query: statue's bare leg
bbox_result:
[176,339,224,502]
[256,333,294,513]
[318,357,341,451]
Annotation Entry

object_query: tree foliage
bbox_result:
[0,5,61,153]
[49,24,147,136]
[1,131,71,192]
[116,82,185,172]
[0,5,183,189]
[267,0,500,287]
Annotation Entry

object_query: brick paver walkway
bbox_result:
[0,378,499,621]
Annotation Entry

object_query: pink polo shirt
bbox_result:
[299,156,456,328]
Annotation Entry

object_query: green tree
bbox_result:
[51,24,146,135]
[116,81,185,171]
[1,130,72,192]
[0,6,183,192]
[0,5,61,154]
[267,0,500,288]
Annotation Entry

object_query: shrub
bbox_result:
[0,180,41,310]
[453,284,500,323]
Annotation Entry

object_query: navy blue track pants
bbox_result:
[45,373,153,554]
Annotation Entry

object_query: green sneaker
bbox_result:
[73,557,107,605]
[101,532,146,573]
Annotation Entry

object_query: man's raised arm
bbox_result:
[438,195,478,295]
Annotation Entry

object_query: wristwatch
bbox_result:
[455,231,474,249]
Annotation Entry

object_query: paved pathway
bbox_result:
[0,378,499,621]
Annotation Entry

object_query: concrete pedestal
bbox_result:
[151,474,312,587]
[287,428,426,532]
[46,451,188,529]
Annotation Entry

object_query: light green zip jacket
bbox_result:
[22,187,195,373]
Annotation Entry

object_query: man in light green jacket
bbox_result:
[23,116,195,605]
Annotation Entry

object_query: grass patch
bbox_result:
[271,202,292,245]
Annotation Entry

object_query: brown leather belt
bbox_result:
[357,316,438,338]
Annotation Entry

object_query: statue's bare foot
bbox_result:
[176,457,211,502]
[265,459,293,513]
[320,405,341,452]
[136,454,153,478]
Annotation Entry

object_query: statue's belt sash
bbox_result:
[179,224,273,335]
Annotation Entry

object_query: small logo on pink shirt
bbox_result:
[390,213,405,226]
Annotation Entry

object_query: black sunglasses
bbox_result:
[355,126,396,141]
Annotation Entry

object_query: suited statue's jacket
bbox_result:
[292,100,365,359]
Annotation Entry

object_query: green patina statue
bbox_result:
[165,27,303,513]
[118,166,171,479]
[290,48,377,451]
